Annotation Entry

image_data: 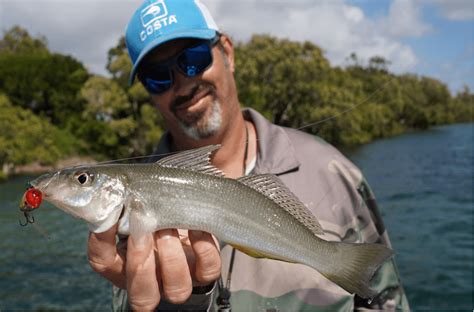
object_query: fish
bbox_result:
[22,144,393,299]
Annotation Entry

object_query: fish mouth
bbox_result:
[21,172,57,212]
[29,171,59,196]
[20,177,50,212]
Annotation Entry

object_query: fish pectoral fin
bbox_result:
[128,193,156,238]
[156,145,225,177]
[229,243,293,262]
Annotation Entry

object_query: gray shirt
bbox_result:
[112,108,409,311]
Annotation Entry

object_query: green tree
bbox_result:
[235,35,330,126]
[0,26,49,55]
[368,56,391,72]
[420,76,452,124]
[0,93,80,168]
[107,36,133,90]
[450,86,474,123]
[78,76,136,158]
[2,28,471,169]
[106,37,164,157]
[131,103,164,157]
[0,26,89,127]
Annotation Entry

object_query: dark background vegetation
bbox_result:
[0,26,472,179]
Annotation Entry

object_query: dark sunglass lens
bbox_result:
[143,77,172,94]
[147,65,171,81]
[177,43,212,77]
[139,66,173,94]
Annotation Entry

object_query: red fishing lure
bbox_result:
[24,188,42,209]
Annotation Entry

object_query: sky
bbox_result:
[0,0,473,93]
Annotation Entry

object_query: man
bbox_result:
[88,0,409,311]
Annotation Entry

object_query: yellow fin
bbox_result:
[230,243,294,262]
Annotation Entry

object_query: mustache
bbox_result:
[171,84,213,111]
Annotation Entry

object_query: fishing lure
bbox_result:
[19,187,42,226]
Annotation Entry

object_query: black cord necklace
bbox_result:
[243,122,249,175]
[216,122,249,311]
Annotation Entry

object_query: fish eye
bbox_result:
[74,172,93,185]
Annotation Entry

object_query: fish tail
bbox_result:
[314,242,393,299]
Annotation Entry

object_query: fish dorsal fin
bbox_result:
[157,144,225,177]
[238,174,324,235]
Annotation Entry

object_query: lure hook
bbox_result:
[19,212,35,227]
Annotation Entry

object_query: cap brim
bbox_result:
[129,29,217,85]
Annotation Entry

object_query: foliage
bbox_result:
[235,35,472,146]
[451,86,474,123]
[76,74,163,159]
[0,27,89,128]
[0,27,163,167]
[105,35,163,157]
[0,94,80,167]
[0,27,472,173]
[107,36,132,90]
[77,76,136,158]
[235,35,330,126]
[0,26,49,55]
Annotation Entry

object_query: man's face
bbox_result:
[141,36,236,141]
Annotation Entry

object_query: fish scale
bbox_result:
[126,165,360,280]
[25,145,393,299]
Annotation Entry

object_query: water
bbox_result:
[0,123,472,311]
[348,123,473,311]
[0,177,111,310]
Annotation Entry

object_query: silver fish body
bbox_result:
[123,165,326,262]
[28,145,392,299]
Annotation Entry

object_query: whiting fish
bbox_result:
[20,145,392,299]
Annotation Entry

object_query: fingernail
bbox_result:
[157,229,175,240]
[132,234,150,251]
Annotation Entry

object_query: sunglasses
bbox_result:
[138,36,220,95]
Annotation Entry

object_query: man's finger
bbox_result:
[127,233,161,311]
[188,230,221,283]
[155,229,193,304]
[87,223,126,289]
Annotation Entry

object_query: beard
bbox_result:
[170,84,223,140]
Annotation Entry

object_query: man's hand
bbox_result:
[87,224,221,311]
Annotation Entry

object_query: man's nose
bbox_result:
[171,67,198,95]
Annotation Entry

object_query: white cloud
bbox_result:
[0,0,137,75]
[379,0,431,37]
[417,42,474,92]
[203,0,419,73]
[1,0,424,75]
[422,0,474,21]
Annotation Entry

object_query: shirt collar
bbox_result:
[243,108,300,175]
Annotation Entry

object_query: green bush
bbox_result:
[0,94,80,166]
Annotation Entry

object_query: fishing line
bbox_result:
[21,75,397,307]
[19,211,51,240]
[32,221,51,240]
[93,76,396,165]
[214,76,395,303]
[293,76,396,132]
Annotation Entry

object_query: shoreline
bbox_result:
[2,156,97,181]
[3,122,472,181]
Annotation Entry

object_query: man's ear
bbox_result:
[219,34,235,73]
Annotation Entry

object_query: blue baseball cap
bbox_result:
[126,0,219,84]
